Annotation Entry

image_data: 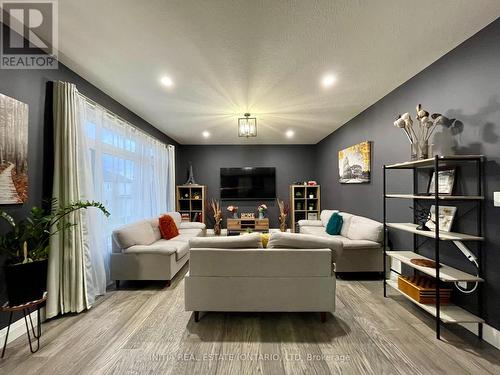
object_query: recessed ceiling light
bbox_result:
[321,74,336,88]
[286,130,295,138]
[160,76,174,87]
[202,130,210,138]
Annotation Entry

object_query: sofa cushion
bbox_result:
[339,212,354,237]
[320,210,338,227]
[147,217,162,241]
[113,220,157,249]
[179,221,206,230]
[175,242,189,261]
[159,214,179,239]
[178,228,203,237]
[297,219,323,228]
[124,240,178,255]
[345,215,383,243]
[300,226,329,237]
[172,229,203,242]
[189,233,262,249]
[328,235,382,250]
[268,232,342,261]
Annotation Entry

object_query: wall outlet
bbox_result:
[494,192,500,207]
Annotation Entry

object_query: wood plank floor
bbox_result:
[1,267,499,375]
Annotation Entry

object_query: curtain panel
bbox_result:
[47,82,175,318]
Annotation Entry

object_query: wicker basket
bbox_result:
[398,275,451,304]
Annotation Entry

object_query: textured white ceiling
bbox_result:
[57,0,500,144]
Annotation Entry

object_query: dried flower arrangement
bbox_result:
[276,198,289,232]
[393,104,445,159]
[209,199,223,235]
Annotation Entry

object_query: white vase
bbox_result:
[258,212,264,219]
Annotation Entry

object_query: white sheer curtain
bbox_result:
[79,98,174,283]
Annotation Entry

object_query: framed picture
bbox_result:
[428,169,455,195]
[339,141,371,183]
[0,93,29,204]
[307,212,318,220]
[426,205,457,232]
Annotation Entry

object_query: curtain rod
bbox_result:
[77,92,174,149]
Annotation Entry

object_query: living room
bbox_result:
[1,1,500,374]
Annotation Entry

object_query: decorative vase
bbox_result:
[279,216,287,232]
[418,140,429,159]
[213,220,222,235]
[259,212,264,219]
[410,142,418,161]
[233,212,238,219]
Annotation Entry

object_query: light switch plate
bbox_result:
[494,192,500,207]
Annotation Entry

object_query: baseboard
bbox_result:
[459,322,500,350]
[0,308,45,346]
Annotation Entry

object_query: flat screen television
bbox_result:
[220,167,276,200]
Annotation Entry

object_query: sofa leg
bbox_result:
[165,280,171,288]
[115,280,120,290]
[194,311,199,323]
[320,312,327,323]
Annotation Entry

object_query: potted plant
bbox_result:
[257,204,267,219]
[227,205,238,219]
[0,199,109,306]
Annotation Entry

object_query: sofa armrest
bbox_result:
[179,221,206,230]
[297,220,324,227]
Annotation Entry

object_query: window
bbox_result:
[79,98,175,278]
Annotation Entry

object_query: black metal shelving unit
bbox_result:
[383,155,484,340]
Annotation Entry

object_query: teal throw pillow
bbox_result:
[326,212,343,235]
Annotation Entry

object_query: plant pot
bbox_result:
[4,259,48,306]
[258,212,265,219]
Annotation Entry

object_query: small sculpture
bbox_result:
[185,162,197,185]
[412,206,431,231]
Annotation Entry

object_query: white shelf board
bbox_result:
[387,223,484,241]
[386,280,484,324]
[385,194,484,201]
[386,251,483,282]
[385,155,483,169]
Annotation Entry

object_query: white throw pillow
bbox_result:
[346,216,383,243]
[339,212,354,237]
[320,210,339,227]
[113,220,157,249]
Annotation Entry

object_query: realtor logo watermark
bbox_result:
[1,0,58,69]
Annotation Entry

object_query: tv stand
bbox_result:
[227,218,269,234]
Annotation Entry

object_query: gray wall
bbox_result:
[0,23,178,328]
[317,19,500,330]
[177,145,317,228]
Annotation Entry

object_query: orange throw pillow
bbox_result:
[159,215,179,240]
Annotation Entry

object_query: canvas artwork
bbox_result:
[0,93,29,204]
[339,141,371,183]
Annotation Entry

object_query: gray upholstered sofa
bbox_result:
[184,232,342,322]
[299,210,383,273]
[111,212,205,287]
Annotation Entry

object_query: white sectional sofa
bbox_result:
[111,212,206,287]
[299,210,384,273]
[185,232,342,322]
